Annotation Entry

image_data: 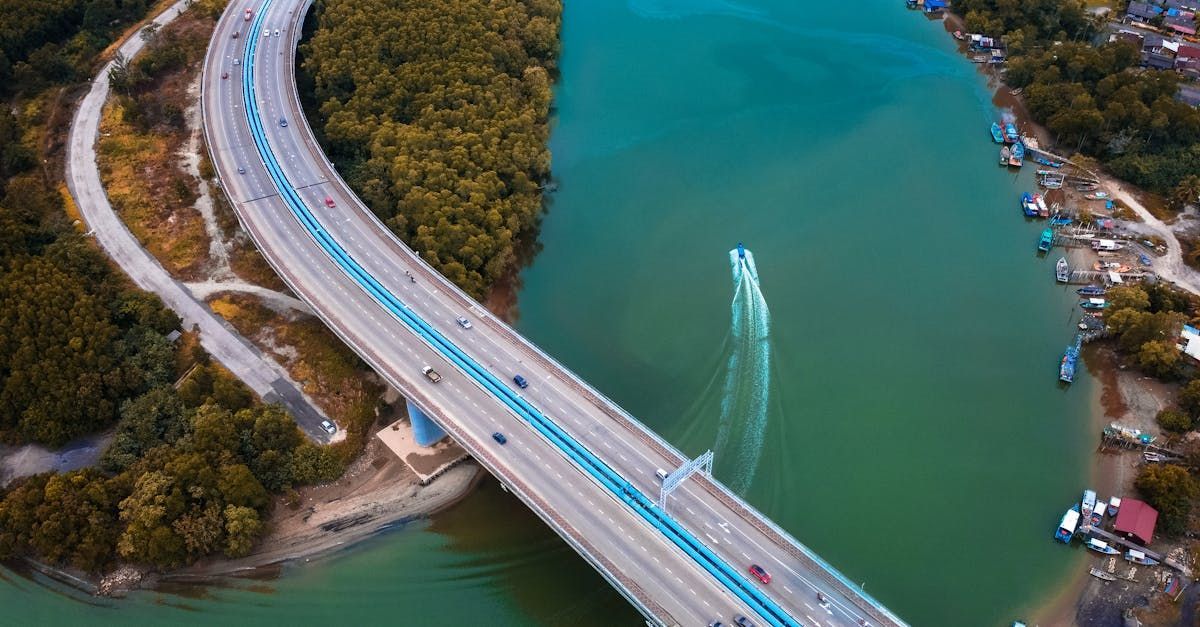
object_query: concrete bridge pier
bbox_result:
[407,398,446,446]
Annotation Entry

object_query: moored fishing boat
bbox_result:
[1054,504,1080,543]
[1091,502,1106,527]
[1082,489,1097,523]
[990,122,1004,143]
[1060,334,1082,383]
[1056,257,1070,283]
[1080,298,1109,310]
[1077,285,1106,296]
[1108,496,1121,518]
[1038,229,1054,252]
[1125,549,1159,566]
[1009,141,1025,167]
[1000,145,1011,165]
[1086,538,1120,555]
[1021,192,1039,217]
[1035,194,1050,217]
[1004,122,1019,143]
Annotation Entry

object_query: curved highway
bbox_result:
[201,2,906,626]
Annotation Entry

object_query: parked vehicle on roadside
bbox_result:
[422,366,442,383]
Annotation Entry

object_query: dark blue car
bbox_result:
[492,432,507,445]
[513,374,528,389]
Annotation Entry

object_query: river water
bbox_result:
[2,1,1093,625]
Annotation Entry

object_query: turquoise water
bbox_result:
[1,1,1092,625]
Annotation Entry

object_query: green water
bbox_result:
[1,1,1092,625]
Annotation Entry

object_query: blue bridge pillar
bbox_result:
[407,399,446,447]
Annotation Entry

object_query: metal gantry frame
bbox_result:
[659,450,713,510]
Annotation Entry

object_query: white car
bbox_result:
[456,316,472,329]
[320,420,337,434]
[263,28,270,37]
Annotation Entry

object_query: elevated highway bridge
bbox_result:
[200,1,907,625]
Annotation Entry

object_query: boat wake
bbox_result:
[715,246,771,493]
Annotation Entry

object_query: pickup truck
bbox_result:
[421,366,442,383]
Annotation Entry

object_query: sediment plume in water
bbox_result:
[715,247,771,493]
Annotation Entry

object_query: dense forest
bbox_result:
[0,362,342,571]
[299,0,561,299]
[0,0,331,573]
[955,0,1200,202]
[0,0,192,447]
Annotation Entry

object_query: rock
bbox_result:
[96,565,145,597]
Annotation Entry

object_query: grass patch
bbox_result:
[206,292,382,465]
[98,98,212,278]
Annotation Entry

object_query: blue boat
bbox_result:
[1009,141,1025,167]
[1077,285,1107,296]
[1080,298,1108,310]
[1021,192,1039,217]
[990,122,1004,143]
[1060,334,1082,383]
[1049,215,1072,226]
[1055,504,1081,543]
[1087,538,1120,556]
[1004,122,1019,143]
[1033,154,1064,168]
[1038,228,1054,252]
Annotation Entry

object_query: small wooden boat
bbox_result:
[1089,567,1116,581]
[1077,285,1106,296]
[1000,145,1011,165]
[1125,550,1159,566]
[1056,257,1070,283]
[1086,538,1120,555]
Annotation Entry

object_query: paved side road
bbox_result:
[64,0,332,441]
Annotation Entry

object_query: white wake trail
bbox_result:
[715,247,771,493]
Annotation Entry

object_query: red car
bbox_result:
[221,71,228,79]
[244,8,253,20]
[324,196,336,208]
[748,564,770,584]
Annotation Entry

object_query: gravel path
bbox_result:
[64,0,331,440]
[1104,176,1200,296]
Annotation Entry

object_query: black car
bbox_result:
[734,616,755,627]
[279,117,288,127]
[492,432,507,445]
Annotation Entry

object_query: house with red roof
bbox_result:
[1113,498,1158,546]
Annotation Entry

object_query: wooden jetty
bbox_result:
[1066,269,1151,285]
[1081,526,1193,577]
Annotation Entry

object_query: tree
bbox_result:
[1136,339,1181,380]
[1134,464,1198,536]
[1156,408,1192,434]
[1108,286,1150,313]
[1180,379,1200,418]
[1170,175,1200,213]
[222,505,262,558]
